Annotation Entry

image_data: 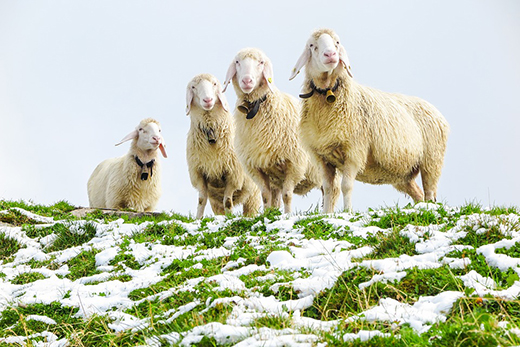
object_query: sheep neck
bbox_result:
[299,79,340,100]
[130,142,158,164]
[311,72,339,90]
[238,95,267,120]
[134,156,155,181]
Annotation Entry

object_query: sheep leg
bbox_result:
[209,197,225,215]
[254,169,272,209]
[341,164,358,212]
[421,170,439,202]
[321,161,340,213]
[393,180,424,203]
[281,162,300,214]
[243,191,261,217]
[271,188,282,210]
[223,184,235,214]
[196,182,209,219]
[282,187,293,214]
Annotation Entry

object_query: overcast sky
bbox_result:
[1,1,519,215]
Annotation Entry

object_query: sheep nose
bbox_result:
[152,136,161,143]
[324,50,337,58]
[203,97,213,104]
[242,76,253,85]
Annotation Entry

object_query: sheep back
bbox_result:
[301,75,447,185]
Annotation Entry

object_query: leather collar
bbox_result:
[299,79,340,102]
[238,95,268,119]
[135,156,155,181]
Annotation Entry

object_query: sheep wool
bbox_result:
[224,48,321,214]
[291,28,450,212]
[87,118,166,212]
[186,73,261,219]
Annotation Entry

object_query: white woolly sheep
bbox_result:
[289,28,450,213]
[223,48,321,214]
[186,73,262,219]
[87,118,167,212]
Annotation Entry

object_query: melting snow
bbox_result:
[0,204,519,345]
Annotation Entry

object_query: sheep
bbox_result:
[87,118,167,212]
[289,28,450,213]
[223,48,322,214]
[186,73,262,219]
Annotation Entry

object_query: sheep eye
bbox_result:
[337,41,340,44]
[309,44,313,47]
[213,82,217,86]
[191,86,195,89]
[235,60,239,64]
[139,128,143,131]
[260,61,264,65]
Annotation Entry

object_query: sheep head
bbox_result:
[186,74,229,115]
[289,28,352,81]
[115,118,168,158]
[223,48,274,95]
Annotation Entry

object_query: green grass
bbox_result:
[0,200,75,222]
[45,222,98,252]
[495,241,520,257]
[366,205,448,230]
[11,272,47,285]
[423,297,520,347]
[0,233,21,261]
[448,249,520,289]
[0,209,36,226]
[0,302,80,339]
[65,250,101,282]
[1,201,520,346]
[22,224,58,239]
[109,239,142,271]
[370,229,417,259]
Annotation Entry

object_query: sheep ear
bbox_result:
[222,60,236,93]
[159,143,167,158]
[186,86,194,115]
[217,86,229,112]
[115,129,138,146]
[263,60,274,92]
[289,46,311,80]
[338,43,353,78]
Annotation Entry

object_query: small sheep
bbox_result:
[186,73,262,219]
[87,118,167,212]
[290,28,450,212]
[223,48,321,214]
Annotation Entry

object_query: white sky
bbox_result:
[0,1,519,215]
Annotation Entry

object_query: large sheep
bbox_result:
[290,28,450,213]
[223,48,321,214]
[186,73,262,219]
[87,118,167,212]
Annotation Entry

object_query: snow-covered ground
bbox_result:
[1,203,519,346]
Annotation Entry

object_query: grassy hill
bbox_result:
[0,200,519,346]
